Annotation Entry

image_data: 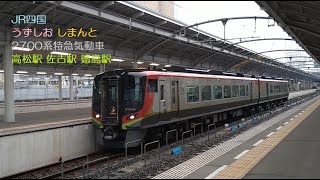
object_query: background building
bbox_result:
[133,1,174,18]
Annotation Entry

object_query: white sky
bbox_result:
[173,1,316,71]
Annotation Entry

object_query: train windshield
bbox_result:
[123,75,146,114]
[107,80,118,101]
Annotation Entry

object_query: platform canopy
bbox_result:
[256,1,320,77]
[0,1,318,80]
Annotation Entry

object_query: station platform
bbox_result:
[0,107,91,136]
[0,89,316,137]
[243,98,320,179]
[214,96,320,179]
[0,99,91,114]
[153,91,320,179]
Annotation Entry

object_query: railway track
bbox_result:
[3,151,124,179]
[61,153,124,179]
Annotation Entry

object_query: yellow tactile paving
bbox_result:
[213,99,320,179]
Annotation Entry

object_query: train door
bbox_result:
[171,81,179,118]
[159,80,168,121]
[101,78,119,125]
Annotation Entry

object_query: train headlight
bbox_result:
[95,114,100,118]
[127,114,138,120]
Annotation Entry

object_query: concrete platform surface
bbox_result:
[243,99,320,179]
[288,89,316,99]
[0,108,91,136]
[0,99,91,114]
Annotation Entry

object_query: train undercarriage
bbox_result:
[144,98,286,145]
[97,98,287,150]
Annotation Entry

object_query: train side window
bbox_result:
[270,85,273,93]
[201,85,212,101]
[240,85,245,96]
[160,85,164,100]
[195,86,199,101]
[245,85,249,96]
[279,85,281,92]
[187,86,199,102]
[232,85,239,97]
[224,85,231,98]
[148,79,158,93]
[273,85,276,93]
[213,85,222,99]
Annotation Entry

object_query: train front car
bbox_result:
[92,70,148,148]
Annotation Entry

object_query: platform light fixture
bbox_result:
[12,47,32,51]
[16,71,28,74]
[186,68,209,72]
[54,73,64,75]
[132,61,144,64]
[150,63,160,66]
[36,72,47,75]
[51,51,69,55]
[84,74,92,77]
[111,58,125,62]
[72,73,79,76]
[0,70,3,72]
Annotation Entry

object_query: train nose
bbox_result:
[103,126,118,140]
[104,126,114,135]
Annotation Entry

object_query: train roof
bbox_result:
[143,71,288,82]
[98,67,288,83]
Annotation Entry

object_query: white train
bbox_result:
[92,66,289,148]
